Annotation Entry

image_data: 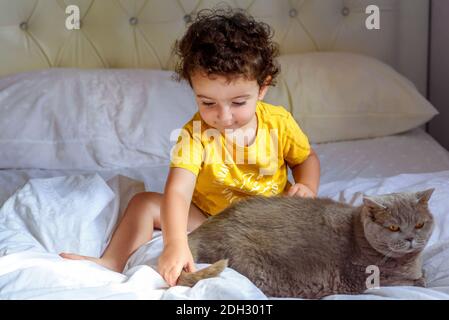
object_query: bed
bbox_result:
[1,0,448,300]
[1,127,449,300]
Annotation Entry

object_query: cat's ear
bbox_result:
[416,189,435,206]
[363,196,387,211]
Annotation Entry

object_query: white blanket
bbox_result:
[0,172,449,300]
[0,174,265,300]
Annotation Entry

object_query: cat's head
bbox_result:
[361,189,435,258]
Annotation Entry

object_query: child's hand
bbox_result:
[158,242,196,287]
[286,183,316,198]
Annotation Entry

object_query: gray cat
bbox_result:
[177,189,435,299]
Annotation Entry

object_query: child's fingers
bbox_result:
[164,271,175,287]
[169,265,184,287]
[161,266,178,287]
[288,185,298,196]
[296,190,305,197]
[160,269,169,285]
[303,190,315,198]
[186,260,196,273]
[166,272,176,287]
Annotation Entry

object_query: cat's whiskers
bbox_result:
[391,240,409,250]
[414,238,426,249]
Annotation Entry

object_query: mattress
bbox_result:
[1,128,449,300]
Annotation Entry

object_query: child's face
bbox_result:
[190,71,269,133]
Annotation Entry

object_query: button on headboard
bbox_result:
[0,0,429,94]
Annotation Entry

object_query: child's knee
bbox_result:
[129,192,162,214]
[128,192,163,228]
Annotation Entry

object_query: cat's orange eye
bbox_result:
[388,225,400,232]
[415,222,425,229]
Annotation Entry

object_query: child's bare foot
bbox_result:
[59,253,123,273]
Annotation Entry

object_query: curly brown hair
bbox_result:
[174,7,280,87]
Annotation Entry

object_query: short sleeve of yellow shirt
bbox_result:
[170,114,204,176]
[170,101,311,216]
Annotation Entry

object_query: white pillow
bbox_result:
[264,52,439,143]
[0,54,438,170]
[0,68,197,170]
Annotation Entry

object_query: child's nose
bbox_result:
[217,107,232,121]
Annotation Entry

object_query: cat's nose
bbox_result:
[405,237,414,242]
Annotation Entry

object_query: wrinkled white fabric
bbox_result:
[0,171,448,299]
[0,174,266,300]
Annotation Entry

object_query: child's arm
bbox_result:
[158,167,197,286]
[287,148,321,197]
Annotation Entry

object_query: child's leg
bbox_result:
[60,191,207,272]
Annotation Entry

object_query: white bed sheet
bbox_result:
[1,170,449,300]
[315,128,449,184]
[1,128,449,300]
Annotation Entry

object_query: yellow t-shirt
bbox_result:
[169,101,311,216]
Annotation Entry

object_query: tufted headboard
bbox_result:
[0,0,429,94]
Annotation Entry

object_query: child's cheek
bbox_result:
[199,109,215,125]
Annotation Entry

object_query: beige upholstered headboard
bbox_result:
[0,0,429,94]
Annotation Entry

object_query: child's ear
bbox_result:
[258,76,272,100]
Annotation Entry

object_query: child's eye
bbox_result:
[232,101,246,106]
[202,102,215,107]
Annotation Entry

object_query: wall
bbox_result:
[428,0,449,151]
